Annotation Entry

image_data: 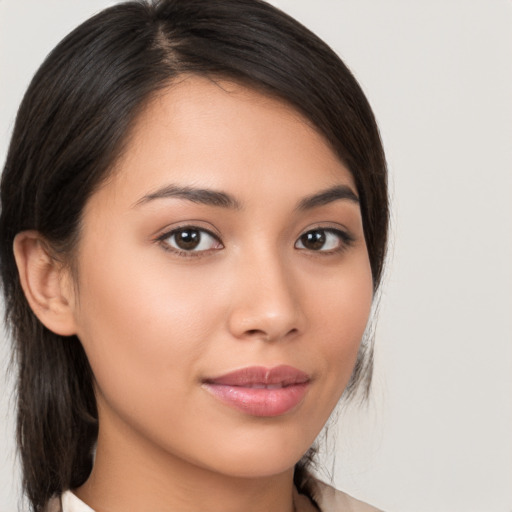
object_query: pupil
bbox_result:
[176,229,200,250]
[302,230,325,250]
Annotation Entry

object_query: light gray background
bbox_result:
[1,1,511,511]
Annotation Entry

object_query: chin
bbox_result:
[215,455,300,480]
[194,429,315,479]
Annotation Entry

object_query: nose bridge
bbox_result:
[227,242,301,341]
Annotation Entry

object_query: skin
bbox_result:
[15,77,374,512]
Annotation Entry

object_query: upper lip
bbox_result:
[203,365,310,387]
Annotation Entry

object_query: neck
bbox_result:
[75,417,297,512]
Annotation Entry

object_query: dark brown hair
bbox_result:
[0,1,388,510]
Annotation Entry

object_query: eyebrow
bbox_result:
[296,185,359,210]
[134,184,242,210]
[134,183,359,210]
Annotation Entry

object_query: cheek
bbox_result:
[72,241,223,409]
[310,260,374,394]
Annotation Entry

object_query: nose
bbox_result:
[226,250,303,342]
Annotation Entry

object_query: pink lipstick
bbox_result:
[202,365,309,417]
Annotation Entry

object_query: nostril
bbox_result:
[244,327,298,340]
[246,329,266,337]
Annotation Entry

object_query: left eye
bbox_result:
[160,227,222,253]
[295,228,350,252]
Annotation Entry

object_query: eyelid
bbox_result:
[298,221,355,239]
[152,219,221,239]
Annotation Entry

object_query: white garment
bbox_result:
[46,479,383,512]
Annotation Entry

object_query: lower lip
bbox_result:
[203,383,309,417]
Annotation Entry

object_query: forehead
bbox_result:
[100,76,356,206]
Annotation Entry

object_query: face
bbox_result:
[68,77,373,479]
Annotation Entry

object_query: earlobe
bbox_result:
[13,231,78,336]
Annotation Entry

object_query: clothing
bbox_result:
[45,479,382,512]
[308,481,383,512]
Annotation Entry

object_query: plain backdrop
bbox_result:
[1,1,511,511]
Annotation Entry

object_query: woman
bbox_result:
[0,0,388,511]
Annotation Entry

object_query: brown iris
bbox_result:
[299,230,326,250]
[174,229,202,250]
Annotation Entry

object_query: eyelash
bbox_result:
[156,225,355,258]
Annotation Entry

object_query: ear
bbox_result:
[13,231,78,336]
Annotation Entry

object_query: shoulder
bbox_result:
[313,479,384,512]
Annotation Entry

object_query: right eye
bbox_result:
[158,227,223,255]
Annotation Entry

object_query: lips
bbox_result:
[202,365,310,417]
